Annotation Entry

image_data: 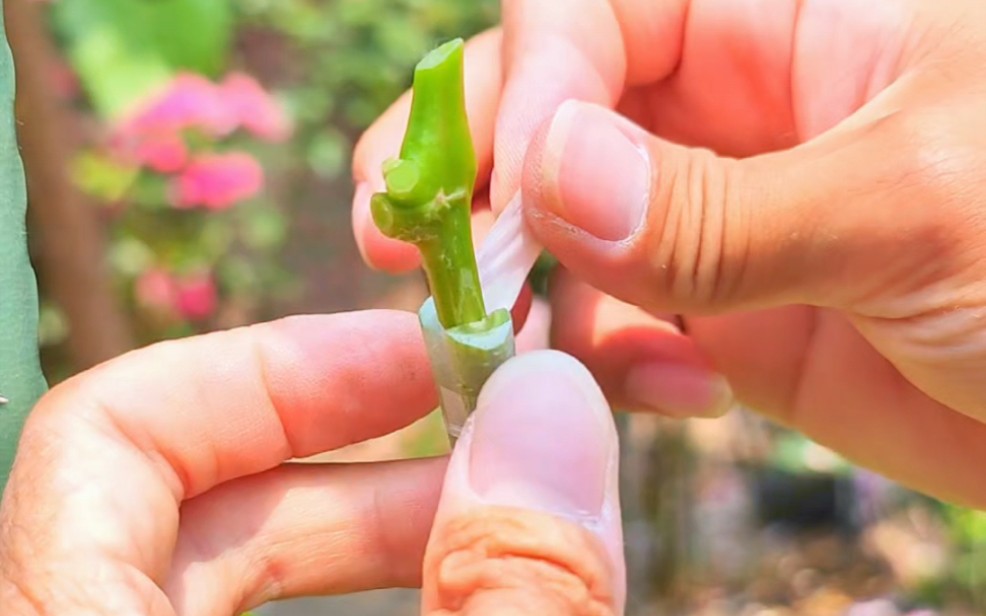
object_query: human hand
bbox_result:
[0,312,623,615]
[352,0,986,509]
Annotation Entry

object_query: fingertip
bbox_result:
[492,0,626,213]
[520,99,583,222]
[466,350,617,519]
[509,282,534,336]
[352,181,422,272]
[523,101,651,244]
[481,349,603,407]
[425,348,626,613]
[548,272,731,418]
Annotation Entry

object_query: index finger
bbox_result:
[30,310,437,500]
[490,0,627,213]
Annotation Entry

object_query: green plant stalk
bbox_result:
[370,38,514,443]
[371,37,484,330]
[0,3,48,494]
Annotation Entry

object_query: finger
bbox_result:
[521,98,965,315]
[524,93,986,421]
[0,311,439,613]
[422,351,624,615]
[493,0,800,211]
[54,311,438,499]
[633,0,914,153]
[549,269,732,418]
[620,0,805,154]
[494,0,915,211]
[490,0,626,213]
[352,29,503,271]
[684,310,986,510]
[514,295,549,354]
[165,458,446,614]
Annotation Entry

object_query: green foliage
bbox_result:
[940,505,986,607]
[402,409,451,458]
[768,431,852,476]
[235,0,498,182]
[50,0,233,117]
[44,0,500,363]
[0,3,48,493]
[86,162,297,346]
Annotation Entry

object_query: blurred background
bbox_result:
[6,0,985,614]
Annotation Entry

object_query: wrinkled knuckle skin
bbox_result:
[424,507,616,616]
[641,147,738,311]
[1,502,170,615]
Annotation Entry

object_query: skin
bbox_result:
[424,508,616,615]
[0,314,623,615]
[352,0,986,509]
[7,1,986,614]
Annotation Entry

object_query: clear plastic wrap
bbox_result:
[476,192,543,313]
[418,299,515,442]
[419,192,542,444]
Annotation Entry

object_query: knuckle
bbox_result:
[425,507,616,616]
[879,109,981,210]
[864,107,986,265]
[642,147,741,310]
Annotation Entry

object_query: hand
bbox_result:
[351,0,986,509]
[0,312,624,615]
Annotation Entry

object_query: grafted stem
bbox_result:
[370,38,484,329]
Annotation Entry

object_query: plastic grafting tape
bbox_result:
[419,191,542,445]
[476,192,543,314]
[418,299,515,444]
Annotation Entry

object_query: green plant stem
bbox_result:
[371,38,483,329]
[416,214,484,328]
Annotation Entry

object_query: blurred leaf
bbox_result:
[217,256,257,293]
[37,302,70,348]
[71,151,137,202]
[402,409,451,458]
[769,432,851,475]
[51,0,233,117]
[191,216,235,265]
[240,204,287,249]
[306,130,347,179]
[108,236,155,276]
[285,87,334,126]
[948,506,986,546]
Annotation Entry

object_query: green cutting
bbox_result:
[371,38,515,444]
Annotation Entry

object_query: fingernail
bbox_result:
[468,350,614,517]
[540,101,650,241]
[624,363,734,418]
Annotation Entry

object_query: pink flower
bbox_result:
[172,152,264,210]
[221,73,292,142]
[126,73,234,138]
[135,268,218,321]
[175,274,218,321]
[135,268,178,312]
[130,132,188,173]
[111,74,227,171]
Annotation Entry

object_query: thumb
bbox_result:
[488,0,626,213]
[521,99,930,315]
[421,351,624,616]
